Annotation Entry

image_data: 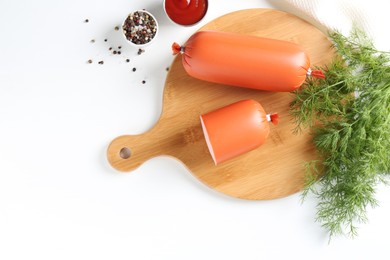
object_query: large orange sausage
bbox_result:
[200,99,278,165]
[172,31,324,92]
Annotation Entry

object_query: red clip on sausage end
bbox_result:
[311,69,326,79]
[172,42,182,55]
[267,113,279,125]
[307,68,326,79]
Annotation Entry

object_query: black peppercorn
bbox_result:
[137,48,145,55]
[126,59,130,63]
[132,68,136,72]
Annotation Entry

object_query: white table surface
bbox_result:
[1,0,389,259]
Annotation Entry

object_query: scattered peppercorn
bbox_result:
[113,50,117,54]
[84,19,89,23]
[132,67,136,72]
[87,59,93,64]
[90,39,95,43]
[126,59,130,63]
[98,61,104,64]
[114,26,120,31]
[117,51,121,55]
[137,48,145,55]
[109,47,112,51]
[118,46,122,49]
[104,39,107,42]
[166,67,169,71]
[142,80,146,84]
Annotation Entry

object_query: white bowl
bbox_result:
[122,10,159,47]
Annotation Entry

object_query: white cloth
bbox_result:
[282,0,389,51]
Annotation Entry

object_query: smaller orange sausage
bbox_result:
[200,99,278,165]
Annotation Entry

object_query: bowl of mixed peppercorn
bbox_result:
[122,10,158,47]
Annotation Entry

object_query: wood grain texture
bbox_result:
[107,9,334,200]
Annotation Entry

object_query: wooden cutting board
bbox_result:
[107,9,334,200]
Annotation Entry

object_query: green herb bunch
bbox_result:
[291,30,390,238]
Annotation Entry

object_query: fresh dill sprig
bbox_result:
[291,29,390,239]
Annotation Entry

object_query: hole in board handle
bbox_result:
[119,147,132,159]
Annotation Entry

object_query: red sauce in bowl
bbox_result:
[164,0,208,26]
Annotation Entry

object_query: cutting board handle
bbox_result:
[107,132,162,172]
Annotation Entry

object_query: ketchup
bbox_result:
[164,0,208,26]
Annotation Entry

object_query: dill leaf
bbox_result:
[291,29,390,239]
